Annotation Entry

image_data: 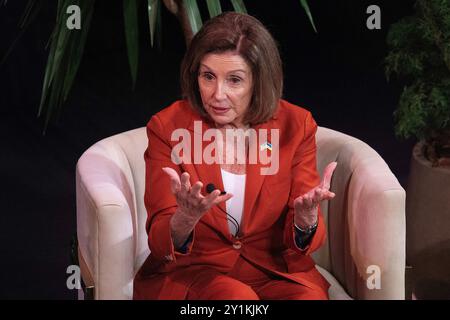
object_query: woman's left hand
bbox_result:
[293,162,337,228]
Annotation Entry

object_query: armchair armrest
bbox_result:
[347,156,406,299]
[315,127,406,299]
[76,143,137,299]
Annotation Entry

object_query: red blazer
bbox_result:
[133,99,330,299]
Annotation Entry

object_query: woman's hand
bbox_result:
[293,162,337,228]
[162,167,233,223]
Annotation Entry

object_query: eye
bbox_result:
[228,76,243,85]
[200,72,215,81]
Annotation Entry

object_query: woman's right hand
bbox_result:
[162,167,233,223]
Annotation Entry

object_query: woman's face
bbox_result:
[198,51,253,128]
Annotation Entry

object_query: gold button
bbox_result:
[233,241,242,249]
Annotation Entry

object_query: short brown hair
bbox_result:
[180,12,283,125]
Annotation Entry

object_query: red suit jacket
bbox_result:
[133,99,330,299]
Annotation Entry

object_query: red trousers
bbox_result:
[186,256,328,300]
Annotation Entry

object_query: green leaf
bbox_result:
[62,1,95,102]
[230,0,247,14]
[37,37,56,117]
[1,0,42,66]
[147,0,160,47]
[124,0,139,89]
[38,0,72,117]
[155,0,163,51]
[183,0,203,35]
[44,54,66,134]
[18,0,37,28]
[39,0,95,134]
[206,0,222,18]
[299,0,318,33]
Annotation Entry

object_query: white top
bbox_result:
[220,168,246,236]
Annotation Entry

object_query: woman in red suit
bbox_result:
[133,12,337,300]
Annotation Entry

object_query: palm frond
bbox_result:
[183,0,202,35]
[230,0,247,14]
[206,0,222,18]
[124,0,139,89]
[147,0,160,47]
[38,0,95,134]
[1,0,43,66]
[299,0,318,33]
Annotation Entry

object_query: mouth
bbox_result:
[210,105,231,114]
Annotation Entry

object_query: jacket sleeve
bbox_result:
[144,114,195,263]
[283,112,327,255]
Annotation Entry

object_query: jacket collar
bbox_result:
[184,108,278,239]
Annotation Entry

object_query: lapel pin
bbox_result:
[260,142,272,151]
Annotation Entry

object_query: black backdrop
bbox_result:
[0,0,416,299]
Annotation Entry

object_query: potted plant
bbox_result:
[385,0,450,299]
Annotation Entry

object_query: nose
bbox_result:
[213,81,226,100]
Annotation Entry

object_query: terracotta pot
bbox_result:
[406,141,450,299]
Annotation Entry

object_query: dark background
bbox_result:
[0,0,416,299]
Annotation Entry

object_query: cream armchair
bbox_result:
[76,126,406,300]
